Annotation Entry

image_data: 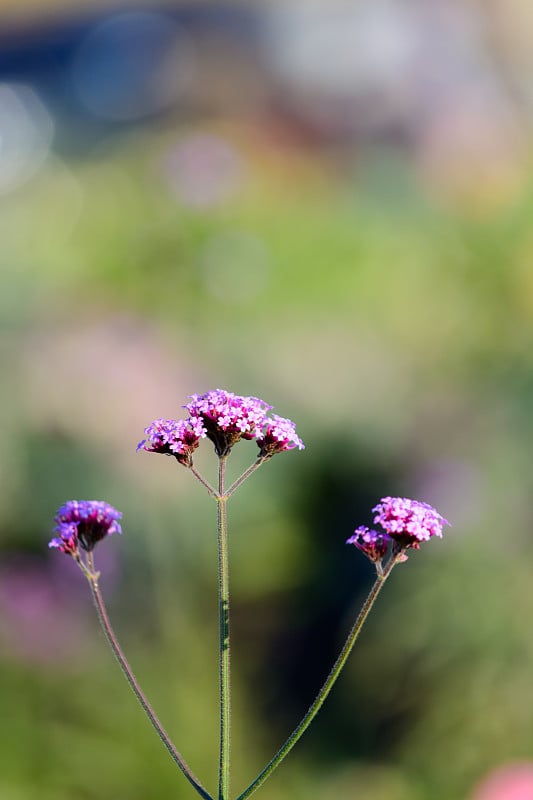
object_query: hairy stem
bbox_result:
[236,555,400,800]
[226,459,266,498]
[190,464,218,498]
[86,553,213,800]
[217,458,231,800]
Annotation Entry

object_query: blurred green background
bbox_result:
[1,2,533,799]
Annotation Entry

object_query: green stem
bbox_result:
[226,459,266,498]
[236,555,400,800]
[217,457,231,800]
[190,464,218,498]
[85,553,213,800]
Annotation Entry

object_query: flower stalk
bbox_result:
[86,552,214,800]
[217,457,231,800]
[236,553,401,800]
[225,459,266,498]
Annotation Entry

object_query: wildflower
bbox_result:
[184,389,271,457]
[372,496,449,550]
[138,417,206,467]
[257,414,305,458]
[50,500,122,554]
[346,526,390,563]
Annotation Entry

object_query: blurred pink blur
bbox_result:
[471,763,533,800]
[0,555,91,666]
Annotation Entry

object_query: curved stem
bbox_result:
[217,458,231,800]
[86,554,213,800]
[236,555,400,800]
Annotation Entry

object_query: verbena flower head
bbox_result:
[49,500,123,555]
[257,414,305,458]
[137,416,206,467]
[372,496,449,550]
[184,389,272,457]
[346,526,390,563]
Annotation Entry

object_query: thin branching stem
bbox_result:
[190,465,218,498]
[236,554,402,800]
[226,459,266,498]
[85,553,214,800]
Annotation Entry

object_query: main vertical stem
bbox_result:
[217,456,231,800]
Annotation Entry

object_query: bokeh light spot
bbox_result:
[71,11,195,121]
[0,83,53,195]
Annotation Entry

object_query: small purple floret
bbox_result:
[346,526,390,563]
[138,416,206,466]
[372,496,449,550]
[48,523,79,556]
[257,414,305,458]
[50,500,123,555]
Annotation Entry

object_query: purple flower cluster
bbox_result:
[347,496,448,563]
[184,390,272,457]
[346,526,389,563]
[185,389,304,458]
[373,496,449,549]
[137,417,206,466]
[185,390,270,434]
[49,500,122,556]
[257,414,304,458]
[139,390,304,461]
